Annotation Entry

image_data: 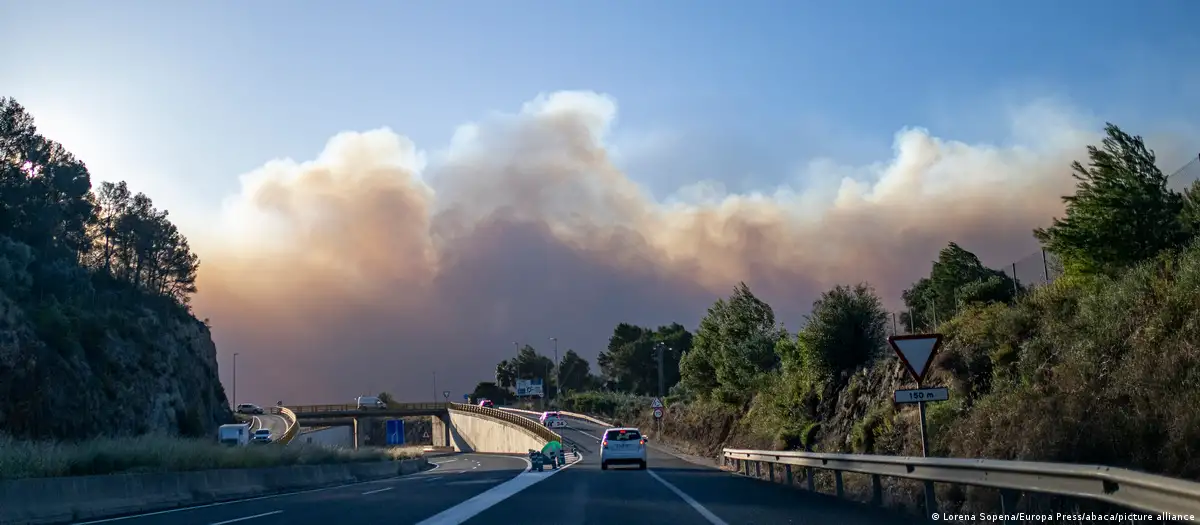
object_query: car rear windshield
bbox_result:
[605,430,641,441]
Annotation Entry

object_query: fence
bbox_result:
[883,154,1200,336]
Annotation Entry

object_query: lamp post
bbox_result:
[232,352,239,408]
[433,371,437,404]
[549,337,559,403]
[512,341,520,400]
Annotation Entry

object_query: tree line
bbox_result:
[0,97,199,309]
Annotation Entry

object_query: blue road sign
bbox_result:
[463,394,469,400]
[386,419,405,445]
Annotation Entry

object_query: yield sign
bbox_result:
[888,334,943,384]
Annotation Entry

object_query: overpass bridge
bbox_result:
[285,401,558,452]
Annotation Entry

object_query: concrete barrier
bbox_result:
[0,458,428,525]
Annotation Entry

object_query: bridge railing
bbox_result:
[271,406,299,444]
[288,402,450,414]
[499,406,614,428]
[722,448,1200,519]
[449,402,560,444]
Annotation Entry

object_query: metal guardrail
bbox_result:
[449,402,560,444]
[722,448,1200,521]
[272,406,298,444]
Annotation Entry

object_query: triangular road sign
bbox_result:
[650,397,664,408]
[888,334,943,384]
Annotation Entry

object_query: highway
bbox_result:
[75,413,920,524]
[249,412,290,441]
[73,454,531,525]
[466,415,923,525]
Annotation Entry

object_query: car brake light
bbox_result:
[602,440,608,448]
[619,429,626,433]
[640,438,646,446]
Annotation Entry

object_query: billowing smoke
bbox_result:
[190,91,1190,404]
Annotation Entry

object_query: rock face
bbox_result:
[0,288,232,440]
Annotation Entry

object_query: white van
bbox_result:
[356,396,386,409]
[218,423,251,446]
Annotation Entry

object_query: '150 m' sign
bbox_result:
[893,387,950,404]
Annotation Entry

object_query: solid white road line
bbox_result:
[647,470,729,525]
[209,510,283,525]
[361,486,393,495]
[415,453,582,525]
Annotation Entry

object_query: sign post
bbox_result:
[651,397,664,434]
[442,390,450,401]
[888,333,944,514]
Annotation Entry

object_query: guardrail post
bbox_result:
[755,461,762,478]
[785,464,793,486]
[745,460,751,476]
[835,471,844,498]
[806,466,815,491]
[923,480,937,515]
[768,462,775,482]
[1000,489,1018,524]
[871,474,883,506]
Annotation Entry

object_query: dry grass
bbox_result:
[0,434,423,480]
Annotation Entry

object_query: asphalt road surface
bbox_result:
[250,413,290,441]
[72,454,529,525]
[467,415,924,525]
[75,416,922,524]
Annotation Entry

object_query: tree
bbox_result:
[469,382,512,404]
[557,350,592,393]
[679,282,785,406]
[596,322,691,395]
[901,242,1017,330]
[794,283,888,377]
[494,346,555,394]
[1034,123,1187,275]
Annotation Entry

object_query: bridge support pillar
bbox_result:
[430,413,452,447]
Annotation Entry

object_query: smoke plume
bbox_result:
[190,91,1190,403]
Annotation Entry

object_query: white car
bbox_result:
[599,427,647,470]
[540,411,567,428]
[251,428,272,444]
[236,403,264,415]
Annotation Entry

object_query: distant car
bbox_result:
[236,403,264,415]
[251,428,272,444]
[356,396,387,410]
[478,399,494,408]
[600,427,647,470]
[540,411,566,428]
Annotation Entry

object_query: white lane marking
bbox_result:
[73,460,436,524]
[647,470,730,525]
[362,486,393,495]
[423,476,444,482]
[209,510,283,525]
[414,455,581,525]
[431,458,458,464]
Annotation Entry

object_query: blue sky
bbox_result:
[6,0,1199,228]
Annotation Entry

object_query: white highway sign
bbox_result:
[894,387,949,404]
[888,334,943,383]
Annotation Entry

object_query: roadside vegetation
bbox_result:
[472,124,1200,510]
[0,433,422,480]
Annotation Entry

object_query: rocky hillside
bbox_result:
[0,97,232,440]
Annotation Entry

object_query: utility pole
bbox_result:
[655,343,665,398]
[232,352,239,408]
[512,341,521,403]
[433,371,437,404]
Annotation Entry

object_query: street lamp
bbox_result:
[549,337,559,402]
[232,352,239,408]
[512,341,520,399]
